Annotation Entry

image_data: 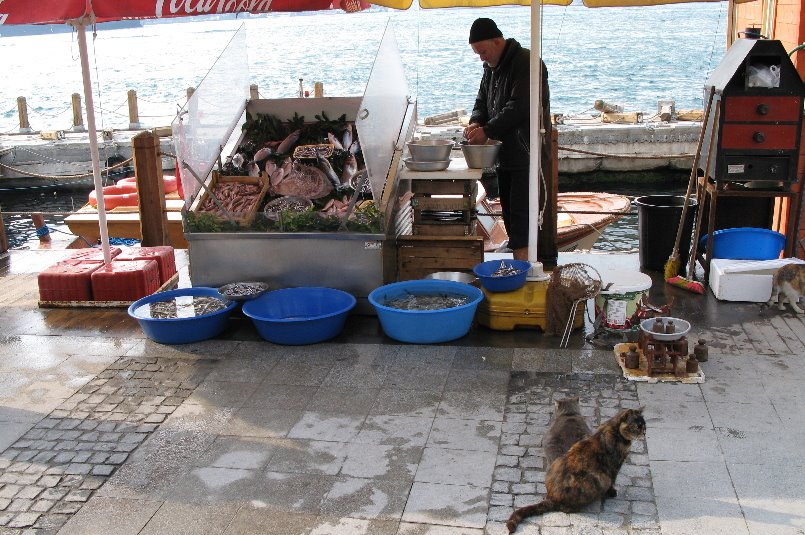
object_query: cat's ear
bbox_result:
[633,406,645,414]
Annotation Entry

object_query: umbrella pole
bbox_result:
[527,0,549,281]
[75,19,112,264]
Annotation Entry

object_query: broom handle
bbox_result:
[670,87,715,258]
[687,98,722,280]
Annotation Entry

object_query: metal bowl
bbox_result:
[460,140,502,169]
[406,140,455,161]
[639,317,691,341]
[424,271,478,285]
[403,158,451,172]
[217,281,270,301]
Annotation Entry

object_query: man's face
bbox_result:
[471,38,504,67]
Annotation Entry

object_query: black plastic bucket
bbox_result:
[634,195,698,274]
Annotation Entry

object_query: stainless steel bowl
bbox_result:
[406,139,455,161]
[460,140,502,169]
[403,158,451,172]
[424,271,478,285]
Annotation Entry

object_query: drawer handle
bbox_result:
[753,131,766,143]
[756,103,769,116]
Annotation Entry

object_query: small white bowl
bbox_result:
[639,317,691,341]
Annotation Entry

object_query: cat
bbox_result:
[767,263,805,314]
[506,407,646,534]
[543,396,592,468]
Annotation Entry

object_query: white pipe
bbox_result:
[527,0,548,280]
[76,20,112,264]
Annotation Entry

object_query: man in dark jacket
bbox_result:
[464,17,555,265]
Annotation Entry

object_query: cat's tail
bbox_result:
[505,499,556,533]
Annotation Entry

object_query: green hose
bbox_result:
[788,43,805,57]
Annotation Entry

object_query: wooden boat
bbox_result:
[476,191,632,252]
[64,193,187,248]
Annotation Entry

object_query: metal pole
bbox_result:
[528,0,549,280]
[75,19,112,264]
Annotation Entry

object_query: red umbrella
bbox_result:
[0,0,368,262]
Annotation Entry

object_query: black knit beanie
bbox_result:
[469,18,503,44]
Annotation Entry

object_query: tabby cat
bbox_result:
[506,407,646,534]
[544,397,592,468]
[767,263,805,314]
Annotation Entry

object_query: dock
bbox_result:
[1,246,803,534]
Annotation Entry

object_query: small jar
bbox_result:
[625,345,640,369]
[665,320,675,334]
[693,339,709,362]
[686,354,699,373]
[651,318,665,333]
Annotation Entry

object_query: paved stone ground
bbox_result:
[485,373,658,535]
[0,356,214,533]
[1,349,659,535]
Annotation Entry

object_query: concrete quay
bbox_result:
[0,248,803,534]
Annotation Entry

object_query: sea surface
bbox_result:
[0,4,729,131]
[1,4,725,249]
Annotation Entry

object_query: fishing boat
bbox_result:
[476,191,632,252]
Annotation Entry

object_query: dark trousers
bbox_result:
[497,166,557,266]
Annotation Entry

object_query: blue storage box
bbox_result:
[368,279,484,344]
[699,228,785,260]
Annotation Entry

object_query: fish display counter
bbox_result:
[175,25,416,312]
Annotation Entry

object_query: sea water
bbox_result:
[1,4,727,248]
[0,4,728,131]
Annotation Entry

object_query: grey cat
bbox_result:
[767,263,805,314]
[544,396,592,467]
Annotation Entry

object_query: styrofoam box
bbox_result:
[709,258,805,302]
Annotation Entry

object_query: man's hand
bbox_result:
[464,123,489,145]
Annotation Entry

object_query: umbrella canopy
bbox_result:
[0,0,369,264]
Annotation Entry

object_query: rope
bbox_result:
[0,156,133,180]
[558,146,694,159]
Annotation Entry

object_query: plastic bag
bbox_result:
[747,64,781,88]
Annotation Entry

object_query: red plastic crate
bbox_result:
[115,246,176,285]
[90,260,160,302]
[38,260,103,302]
[65,247,122,262]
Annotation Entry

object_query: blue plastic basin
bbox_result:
[368,279,484,344]
[242,287,356,345]
[472,259,531,292]
[699,227,785,260]
[128,287,237,344]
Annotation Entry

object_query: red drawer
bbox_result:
[720,123,799,149]
[723,96,802,123]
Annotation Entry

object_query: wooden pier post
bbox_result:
[16,97,32,133]
[31,213,51,244]
[250,84,259,100]
[0,209,9,253]
[132,132,169,246]
[71,93,86,132]
[127,89,141,130]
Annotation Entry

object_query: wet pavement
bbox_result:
[0,248,804,534]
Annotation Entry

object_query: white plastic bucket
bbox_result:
[594,270,652,330]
